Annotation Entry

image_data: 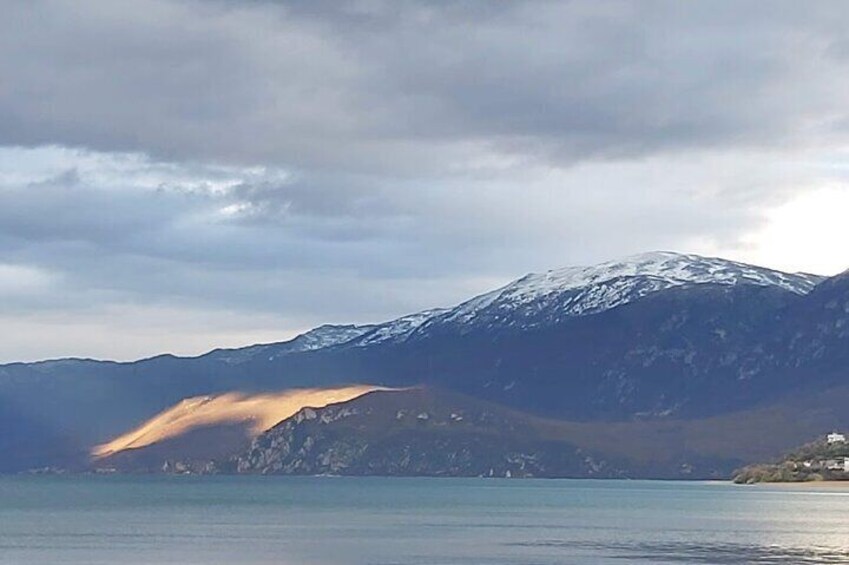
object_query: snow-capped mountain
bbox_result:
[403,251,823,338]
[205,310,450,364]
[348,309,449,347]
[280,324,376,352]
[2,251,846,474]
[234,252,823,353]
[205,324,377,364]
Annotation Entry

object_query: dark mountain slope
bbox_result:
[242,283,803,420]
[782,270,849,383]
[0,398,85,473]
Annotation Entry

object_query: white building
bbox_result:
[825,458,844,471]
[827,432,846,444]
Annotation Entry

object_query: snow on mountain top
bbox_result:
[504,251,822,300]
[289,324,376,352]
[210,310,450,363]
[434,251,824,327]
[207,324,375,364]
[352,308,450,347]
[214,251,826,360]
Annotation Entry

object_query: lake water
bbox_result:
[1,476,848,564]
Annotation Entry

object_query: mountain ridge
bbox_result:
[98,383,849,479]
[1,251,845,475]
[0,251,823,369]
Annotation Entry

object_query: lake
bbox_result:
[1,476,848,564]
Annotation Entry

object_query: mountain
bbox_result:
[202,325,378,365]
[230,388,618,478]
[204,251,823,357]
[345,309,449,346]
[230,385,849,479]
[98,383,849,479]
[0,398,85,473]
[733,433,849,484]
[403,251,821,340]
[269,282,810,420]
[0,251,844,475]
[91,385,385,473]
[783,269,849,379]
[190,309,453,366]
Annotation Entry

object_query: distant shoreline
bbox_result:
[746,480,849,488]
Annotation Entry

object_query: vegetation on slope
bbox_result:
[733,437,849,484]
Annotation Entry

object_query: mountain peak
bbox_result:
[409,251,824,336]
[517,251,822,298]
[208,251,826,359]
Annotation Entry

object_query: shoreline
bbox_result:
[749,480,849,488]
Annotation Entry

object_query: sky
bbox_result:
[2,0,849,363]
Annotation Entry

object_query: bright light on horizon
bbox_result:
[739,185,849,277]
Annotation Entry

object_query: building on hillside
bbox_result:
[825,458,845,471]
[827,432,846,444]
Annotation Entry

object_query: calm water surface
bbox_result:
[1,476,848,564]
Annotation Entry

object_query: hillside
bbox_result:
[1,251,846,475]
[733,435,849,484]
[92,386,384,460]
[230,388,611,478]
[93,384,849,479]
[229,386,839,479]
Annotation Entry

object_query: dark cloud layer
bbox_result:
[1,1,848,361]
[3,1,849,169]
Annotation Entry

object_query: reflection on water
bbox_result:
[513,540,849,564]
[1,477,848,565]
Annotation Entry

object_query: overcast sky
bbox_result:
[2,0,849,362]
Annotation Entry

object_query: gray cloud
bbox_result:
[0,146,817,318]
[1,1,848,361]
[2,1,849,171]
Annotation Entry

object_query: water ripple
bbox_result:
[509,539,849,564]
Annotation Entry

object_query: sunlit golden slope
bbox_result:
[92,385,388,459]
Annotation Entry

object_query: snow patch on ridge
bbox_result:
[211,251,825,360]
[437,251,822,325]
[352,308,450,347]
[390,251,826,339]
